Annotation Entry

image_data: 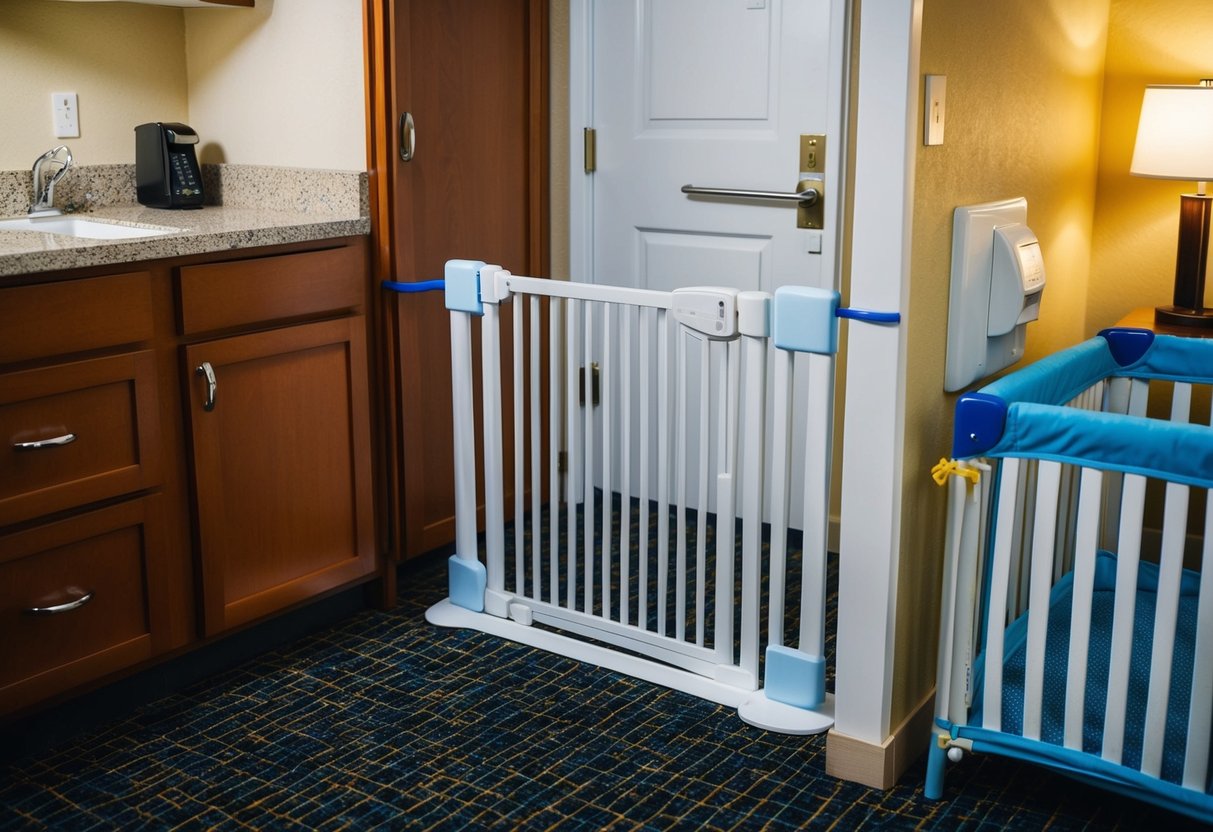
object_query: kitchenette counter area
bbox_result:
[0,164,370,279]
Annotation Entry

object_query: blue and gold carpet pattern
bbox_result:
[0,548,1206,829]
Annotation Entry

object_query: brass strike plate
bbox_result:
[800,134,826,174]
[798,134,826,229]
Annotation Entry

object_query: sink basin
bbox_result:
[0,215,180,239]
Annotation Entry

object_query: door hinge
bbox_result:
[584,127,597,173]
[558,451,568,474]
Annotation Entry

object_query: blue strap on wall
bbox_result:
[836,306,900,324]
[382,279,446,293]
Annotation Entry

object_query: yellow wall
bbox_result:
[1088,0,1213,330]
[0,0,364,172]
[0,2,188,167]
[892,0,1111,724]
[185,0,365,170]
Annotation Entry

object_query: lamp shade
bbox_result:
[1131,85,1213,180]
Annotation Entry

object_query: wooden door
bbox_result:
[185,317,376,635]
[369,0,549,558]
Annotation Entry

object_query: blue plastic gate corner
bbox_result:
[763,645,826,710]
[448,556,487,613]
[772,286,840,355]
[444,259,487,315]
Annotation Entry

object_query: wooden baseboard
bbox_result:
[825,689,935,789]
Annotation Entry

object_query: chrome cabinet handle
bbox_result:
[399,112,416,162]
[681,183,819,206]
[24,589,94,616]
[196,361,217,411]
[13,432,76,451]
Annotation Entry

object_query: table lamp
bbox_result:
[1130,82,1213,329]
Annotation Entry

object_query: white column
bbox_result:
[833,0,922,744]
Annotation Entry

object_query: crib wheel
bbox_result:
[947,746,964,763]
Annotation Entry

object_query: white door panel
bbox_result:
[638,230,769,294]
[572,0,845,522]
[590,0,836,295]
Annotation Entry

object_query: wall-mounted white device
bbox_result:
[944,197,1046,392]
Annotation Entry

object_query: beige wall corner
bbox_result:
[826,690,935,790]
[891,0,1111,734]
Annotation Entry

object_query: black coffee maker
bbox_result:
[135,122,205,209]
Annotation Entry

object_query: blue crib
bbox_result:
[927,328,1213,823]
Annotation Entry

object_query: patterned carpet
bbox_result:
[0,550,1207,830]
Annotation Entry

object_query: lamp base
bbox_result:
[1155,305,1213,329]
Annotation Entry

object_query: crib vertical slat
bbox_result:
[566,298,580,610]
[1139,478,1189,777]
[620,305,633,626]
[767,349,794,648]
[657,309,671,637]
[695,340,711,647]
[1140,381,1194,777]
[549,297,561,606]
[1022,460,1062,740]
[1184,490,1213,789]
[530,295,542,603]
[983,457,1022,733]
[601,303,614,620]
[1102,473,1146,765]
[739,330,767,683]
[481,299,506,597]
[1063,467,1103,750]
[1127,377,1150,416]
[583,302,595,615]
[513,294,525,597]
[939,462,986,724]
[799,354,835,659]
[1010,461,1038,620]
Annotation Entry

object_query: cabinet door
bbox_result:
[185,317,374,635]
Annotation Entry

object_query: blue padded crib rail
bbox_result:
[930,328,1213,824]
[953,330,1213,489]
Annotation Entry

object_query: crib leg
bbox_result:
[924,735,948,800]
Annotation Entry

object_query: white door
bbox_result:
[568,0,848,523]
[571,0,846,296]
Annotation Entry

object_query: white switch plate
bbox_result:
[924,75,945,146]
[52,92,79,139]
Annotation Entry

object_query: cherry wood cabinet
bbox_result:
[0,235,379,715]
[184,315,375,635]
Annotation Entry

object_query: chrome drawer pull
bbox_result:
[23,589,95,616]
[13,433,77,451]
[196,361,217,411]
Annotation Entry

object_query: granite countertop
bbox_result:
[0,164,370,278]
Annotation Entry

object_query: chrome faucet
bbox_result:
[29,145,73,216]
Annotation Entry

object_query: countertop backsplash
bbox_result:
[0,164,368,218]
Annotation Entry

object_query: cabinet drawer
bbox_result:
[0,272,155,365]
[0,498,169,714]
[0,351,162,527]
[177,245,364,335]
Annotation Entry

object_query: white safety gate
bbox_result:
[425,259,841,733]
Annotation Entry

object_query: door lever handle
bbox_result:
[681,183,819,206]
